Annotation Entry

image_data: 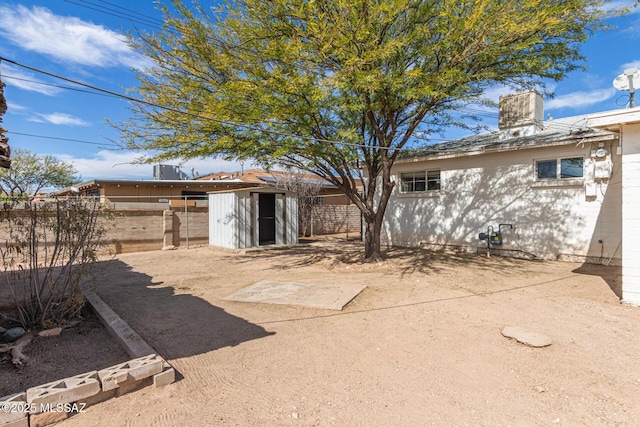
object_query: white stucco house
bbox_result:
[588,107,640,306]
[383,91,640,303]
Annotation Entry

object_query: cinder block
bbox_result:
[98,371,128,392]
[76,388,117,408]
[29,410,69,427]
[26,371,100,409]
[0,392,28,424]
[116,376,153,397]
[84,292,156,358]
[98,354,164,392]
[153,367,176,388]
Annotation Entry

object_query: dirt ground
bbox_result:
[0,308,130,397]
[46,238,640,426]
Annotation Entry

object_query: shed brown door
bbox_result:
[258,193,276,245]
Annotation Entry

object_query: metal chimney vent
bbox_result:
[498,91,543,130]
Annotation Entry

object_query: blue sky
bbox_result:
[0,1,639,182]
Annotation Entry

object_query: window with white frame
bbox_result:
[535,157,583,180]
[400,170,440,193]
[427,170,441,190]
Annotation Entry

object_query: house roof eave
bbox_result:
[588,106,640,130]
[396,132,618,164]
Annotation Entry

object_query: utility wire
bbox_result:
[3,70,498,141]
[61,0,166,32]
[3,71,501,130]
[456,107,499,119]
[2,72,501,121]
[93,0,165,25]
[7,131,119,147]
[1,75,120,98]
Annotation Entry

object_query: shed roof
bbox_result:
[207,186,297,195]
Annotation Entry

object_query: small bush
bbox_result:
[0,198,113,329]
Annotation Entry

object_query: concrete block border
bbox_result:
[0,292,175,427]
[83,291,156,359]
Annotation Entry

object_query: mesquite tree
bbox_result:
[0,149,79,198]
[119,0,616,260]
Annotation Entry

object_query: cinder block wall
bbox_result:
[109,210,164,254]
[309,205,361,235]
[106,207,209,254]
[170,207,209,248]
[0,204,358,256]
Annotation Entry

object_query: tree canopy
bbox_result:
[120,0,617,260]
[0,149,79,197]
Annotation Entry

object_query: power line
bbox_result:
[7,131,120,147]
[1,75,120,98]
[3,71,504,127]
[93,0,165,25]
[457,107,499,119]
[61,0,166,32]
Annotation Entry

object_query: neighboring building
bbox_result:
[53,167,358,205]
[52,178,245,204]
[383,91,621,266]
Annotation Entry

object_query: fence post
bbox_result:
[162,209,174,250]
[185,195,190,249]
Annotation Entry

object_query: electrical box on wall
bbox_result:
[592,147,612,180]
[594,158,612,179]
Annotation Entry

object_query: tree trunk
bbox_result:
[363,213,384,262]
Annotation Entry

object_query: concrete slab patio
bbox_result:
[223,280,367,310]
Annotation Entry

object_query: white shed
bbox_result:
[208,187,298,250]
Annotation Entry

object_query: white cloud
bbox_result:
[0,5,145,68]
[56,150,249,181]
[466,84,554,112]
[0,64,62,95]
[602,1,640,14]
[545,88,617,110]
[32,113,90,126]
[622,60,640,70]
[5,101,25,112]
[481,86,517,104]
